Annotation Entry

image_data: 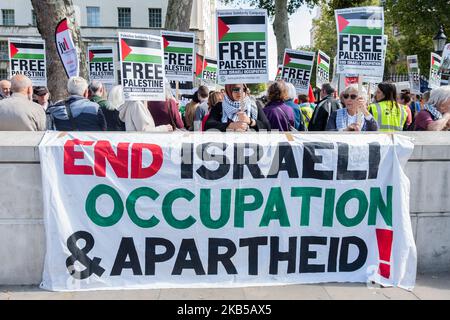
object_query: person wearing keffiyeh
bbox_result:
[414,86,450,131]
[204,83,270,132]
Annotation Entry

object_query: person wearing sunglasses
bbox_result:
[204,83,270,132]
[326,84,378,131]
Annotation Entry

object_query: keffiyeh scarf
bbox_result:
[221,94,258,123]
[424,104,442,120]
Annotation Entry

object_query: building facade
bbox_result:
[0,0,216,81]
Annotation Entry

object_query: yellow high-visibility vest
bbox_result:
[368,101,407,132]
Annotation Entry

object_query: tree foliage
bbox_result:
[222,0,317,17]
[384,0,450,74]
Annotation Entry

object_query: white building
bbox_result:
[0,0,216,80]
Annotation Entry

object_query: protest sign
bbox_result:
[335,6,384,76]
[161,31,195,82]
[202,57,218,84]
[217,9,268,84]
[8,38,46,86]
[39,132,416,291]
[275,65,282,81]
[55,18,79,78]
[281,49,315,94]
[169,80,194,96]
[363,35,387,84]
[119,32,165,101]
[440,43,450,73]
[88,46,115,88]
[407,55,421,94]
[316,50,330,89]
[429,53,442,89]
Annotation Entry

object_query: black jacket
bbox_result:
[308,95,341,131]
[204,102,271,132]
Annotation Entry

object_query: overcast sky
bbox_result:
[217,1,317,80]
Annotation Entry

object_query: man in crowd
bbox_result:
[88,80,123,131]
[33,86,51,111]
[0,79,11,100]
[414,86,450,131]
[47,76,106,131]
[308,83,341,131]
[0,75,46,131]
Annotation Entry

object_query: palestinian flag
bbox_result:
[317,50,330,72]
[203,57,217,74]
[9,40,45,60]
[275,65,282,80]
[336,8,383,36]
[431,53,441,71]
[120,37,162,64]
[161,32,194,54]
[195,53,206,78]
[217,11,267,42]
[89,48,113,63]
[283,50,315,71]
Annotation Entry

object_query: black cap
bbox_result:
[33,86,49,96]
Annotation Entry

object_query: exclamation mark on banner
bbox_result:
[376,229,393,279]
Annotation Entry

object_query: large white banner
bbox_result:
[39,132,416,291]
[217,9,268,84]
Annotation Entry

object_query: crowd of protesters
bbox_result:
[0,74,449,133]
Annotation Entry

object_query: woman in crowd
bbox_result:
[147,81,184,130]
[263,80,296,131]
[284,82,306,131]
[326,84,378,131]
[109,85,172,132]
[201,91,224,131]
[204,83,270,132]
[184,85,209,130]
[414,86,450,131]
[368,82,408,132]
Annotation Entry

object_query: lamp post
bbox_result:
[433,25,447,56]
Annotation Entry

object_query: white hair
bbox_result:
[107,85,125,110]
[428,86,450,108]
[67,76,88,96]
[88,80,103,95]
[10,74,32,93]
[285,82,297,100]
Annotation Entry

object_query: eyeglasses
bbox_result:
[232,87,244,93]
[343,94,358,100]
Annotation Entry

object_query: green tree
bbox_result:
[247,83,267,95]
[384,0,450,74]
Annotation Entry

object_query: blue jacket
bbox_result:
[47,95,106,131]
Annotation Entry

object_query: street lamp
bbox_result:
[433,25,447,56]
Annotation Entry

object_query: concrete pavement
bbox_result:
[0,272,449,300]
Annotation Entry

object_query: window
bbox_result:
[2,9,15,26]
[118,8,131,28]
[0,68,7,80]
[0,41,8,60]
[87,7,100,27]
[31,10,37,26]
[148,8,162,28]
